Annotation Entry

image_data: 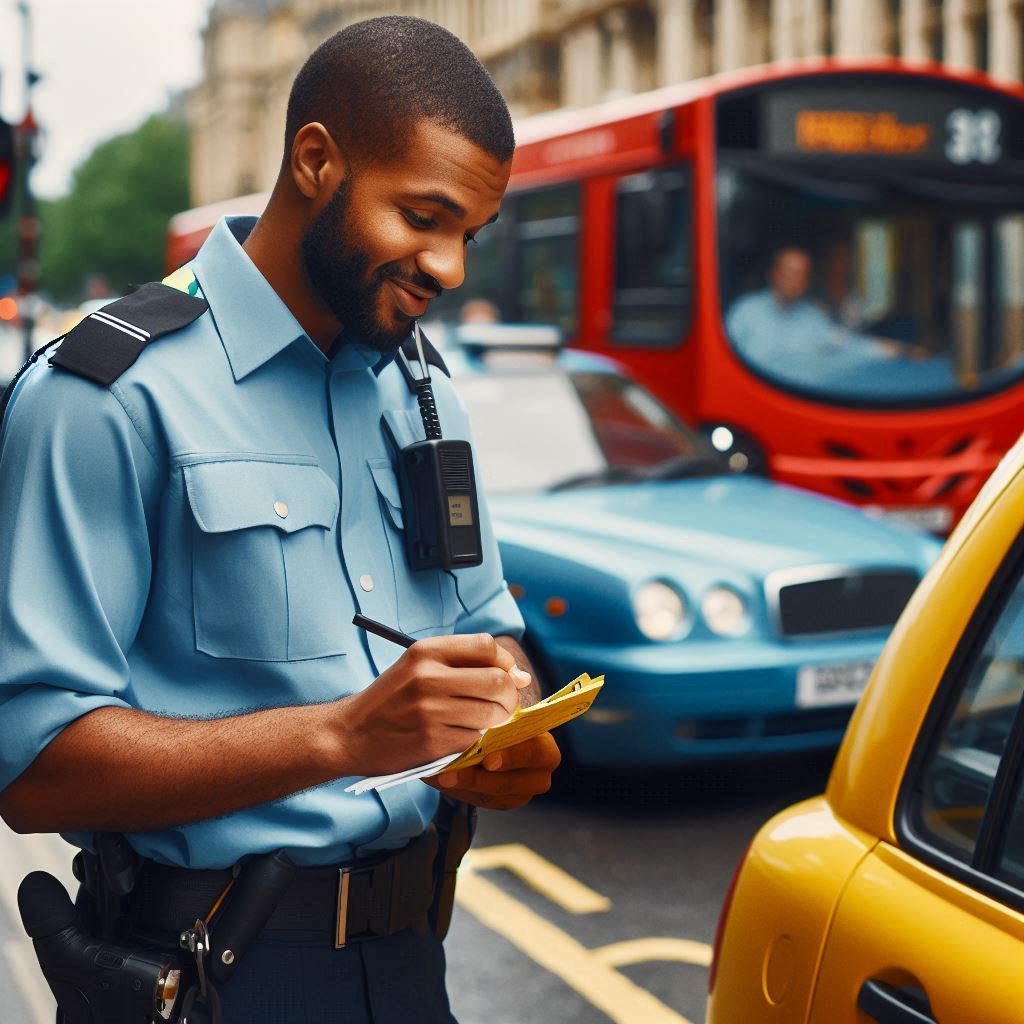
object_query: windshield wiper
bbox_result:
[547,455,726,492]
[546,466,650,492]
[641,454,727,481]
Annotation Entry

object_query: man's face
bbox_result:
[769,249,812,306]
[302,119,511,352]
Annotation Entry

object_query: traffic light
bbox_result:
[0,117,14,218]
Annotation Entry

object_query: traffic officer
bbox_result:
[0,16,559,1024]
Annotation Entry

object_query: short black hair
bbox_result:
[284,16,515,167]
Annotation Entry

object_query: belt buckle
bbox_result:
[335,867,351,949]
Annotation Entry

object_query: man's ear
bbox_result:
[290,122,345,201]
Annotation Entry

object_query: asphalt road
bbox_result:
[446,749,836,1024]
[0,751,835,1024]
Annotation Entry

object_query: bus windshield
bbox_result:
[717,162,1024,406]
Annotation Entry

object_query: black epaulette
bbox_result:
[50,282,209,387]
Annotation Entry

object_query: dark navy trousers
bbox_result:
[127,925,458,1024]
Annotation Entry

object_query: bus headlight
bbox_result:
[633,581,688,641]
[702,586,750,637]
[701,423,767,475]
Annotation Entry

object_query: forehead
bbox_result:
[367,118,511,212]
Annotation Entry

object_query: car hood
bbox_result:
[490,475,936,580]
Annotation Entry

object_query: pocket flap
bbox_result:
[184,459,339,534]
[367,458,403,529]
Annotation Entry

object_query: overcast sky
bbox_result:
[0,0,215,198]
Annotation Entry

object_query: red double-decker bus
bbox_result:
[168,61,1024,531]
[459,61,1024,532]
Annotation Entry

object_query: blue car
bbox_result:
[435,326,942,766]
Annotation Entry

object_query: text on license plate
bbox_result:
[796,661,874,708]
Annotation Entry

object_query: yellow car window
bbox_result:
[911,559,1024,864]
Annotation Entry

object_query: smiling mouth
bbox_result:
[388,279,438,318]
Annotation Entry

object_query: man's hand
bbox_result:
[333,633,532,777]
[425,732,561,810]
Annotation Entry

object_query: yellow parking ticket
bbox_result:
[443,672,604,773]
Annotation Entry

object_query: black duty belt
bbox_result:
[127,826,440,948]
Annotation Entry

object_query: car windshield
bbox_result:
[718,162,1024,406]
[454,365,719,496]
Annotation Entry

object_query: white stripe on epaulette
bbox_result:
[91,309,151,338]
[89,313,147,342]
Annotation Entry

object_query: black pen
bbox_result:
[353,613,416,649]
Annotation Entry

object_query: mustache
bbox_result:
[377,262,443,299]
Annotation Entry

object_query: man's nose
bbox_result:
[416,238,466,292]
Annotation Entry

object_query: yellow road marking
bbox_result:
[466,843,611,913]
[457,865,693,1024]
[593,937,713,969]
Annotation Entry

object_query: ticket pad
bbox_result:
[346,673,605,794]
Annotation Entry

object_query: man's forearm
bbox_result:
[0,700,345,835]
[1,634,534,836]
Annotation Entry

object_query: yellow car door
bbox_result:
[809,541,1024,1024]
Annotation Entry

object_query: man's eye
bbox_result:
[404,210,436,229]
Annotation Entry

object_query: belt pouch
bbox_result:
[429,799,477,941]
[207,850,296,985]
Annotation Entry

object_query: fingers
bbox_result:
[428,764,554,810]
[427,734,562,809]
[479,733,561,774]
[413,633,515,670]
[408,634,530,692]
[403,655,521,719]
[432,695,515,732]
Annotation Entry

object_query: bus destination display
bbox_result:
[764,87,1015,167]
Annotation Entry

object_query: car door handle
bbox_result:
[858,979,937,1024]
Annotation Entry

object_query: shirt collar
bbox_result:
[192,216,314,381]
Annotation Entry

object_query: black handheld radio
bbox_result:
[393,323,483,571]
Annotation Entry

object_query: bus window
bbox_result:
[517,187,579,334]
[612,167,692,347]
[429,184,580,334]
[997,215,1024,365]
[953,222,984,381]
[454,210,513,321]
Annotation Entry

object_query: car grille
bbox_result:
[692,707,854,740]
[773,569,919,637]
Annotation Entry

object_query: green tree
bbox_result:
[39,115,190,302]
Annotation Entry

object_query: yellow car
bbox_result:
[706,435,1024,1023]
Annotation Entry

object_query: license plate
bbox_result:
[796,661,874,708]
[864,504,953,534]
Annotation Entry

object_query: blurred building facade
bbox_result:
[189,0,1024,205]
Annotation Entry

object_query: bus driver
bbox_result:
[726,247,898,372]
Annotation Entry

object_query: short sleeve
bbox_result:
[433,379,525,641]
[0,362,159,791]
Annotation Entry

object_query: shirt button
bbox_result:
[274,501,289,519]
[359,575,374,592]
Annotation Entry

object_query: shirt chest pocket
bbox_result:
[184,458,348,661]
[367,458,459,636]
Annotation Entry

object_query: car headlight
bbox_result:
[633,581,688,641]
[701,586,750,637]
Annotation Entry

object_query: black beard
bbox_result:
[300,176,410,353]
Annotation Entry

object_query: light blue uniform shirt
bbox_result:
[0,216,524,869]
